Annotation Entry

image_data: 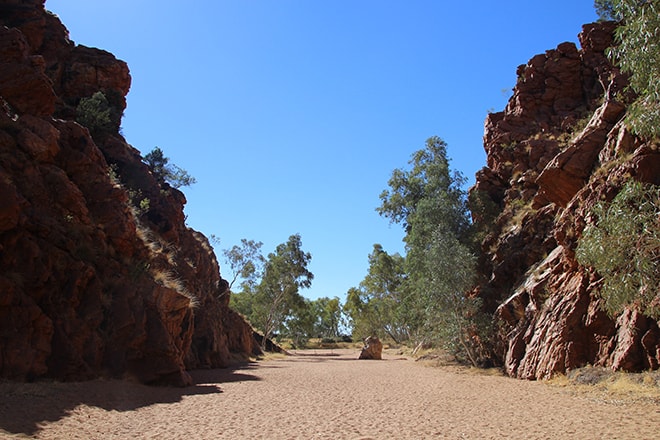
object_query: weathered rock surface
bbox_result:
[472,22,660,379]
[0,0,259,385]
[359,336,383,360]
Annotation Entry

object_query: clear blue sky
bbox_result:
[47,1,599,301]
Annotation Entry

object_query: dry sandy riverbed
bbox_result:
[1,349,658,439]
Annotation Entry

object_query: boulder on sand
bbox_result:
[358,336,383,360]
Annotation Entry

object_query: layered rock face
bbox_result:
[0,0,259,385]
[472,22,660,379]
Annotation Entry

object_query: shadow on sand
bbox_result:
[0,363,262,437]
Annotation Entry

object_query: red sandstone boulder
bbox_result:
[359,336,383,360]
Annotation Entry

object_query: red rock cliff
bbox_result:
[472,22,660,379]
[0,0,259,385]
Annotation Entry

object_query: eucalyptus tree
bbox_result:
[311,296,343,339]
[344,244,408,343]
[577,181,660,319]
[252,234,313,348]
[594,0,660,137]
[377,136,486,364]
[281,296,344,347]
[222,239,265,291]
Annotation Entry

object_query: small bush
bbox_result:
[76,91,122,139]
[144,147,197,189]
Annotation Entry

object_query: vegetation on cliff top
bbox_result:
[75,91,122,140]
[144,147,197,189]
[596,0,660,137]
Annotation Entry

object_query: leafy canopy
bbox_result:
[280,296,344,347]
[594,0,618,20]
[222,239,265,291]
[246,234,313,348]
[343,244,408,342]
[377,136,469,240]
[577,181,660,318]
[371,136,488,364]
[595,0,660,137]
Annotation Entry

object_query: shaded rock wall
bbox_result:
[0,0,259,385]
[472,22,660,379]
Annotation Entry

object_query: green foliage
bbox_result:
[144,147,197,189]
[594,0,619,20]
[124,185,152,215]
[576,181,660,318]
[229,289,254,318]
[468,189,501,244]
[224,236,351,349]
[343,244,409,342]
[344,287,374,338]
[375,136,489,365]
[310,296,343,338]
[222,239,265,291]
[281,297,316,348]
[601,0,660,137]
[249,234,314,348]
[377,136,469,239]
[76,91,122,139]
[280,296,343,347]
[138,197,151,213]
[418,228,488,365]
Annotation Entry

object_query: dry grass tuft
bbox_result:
[135,222,177,265]
[151,268,199,308]
[465,367,505,377]
[256,352,289,362]
[414,348,459,368]
[132,218,199,308]
[546,366,660,404]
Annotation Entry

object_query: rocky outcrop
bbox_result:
[472,22,660,379]
[0,0,259,385]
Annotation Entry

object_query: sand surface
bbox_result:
[1,349,658,439]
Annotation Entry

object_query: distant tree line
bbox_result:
[225,234,348,349]
[223,1,659,363]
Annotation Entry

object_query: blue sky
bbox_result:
[46,1,599,301]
